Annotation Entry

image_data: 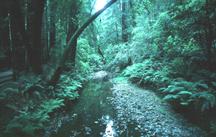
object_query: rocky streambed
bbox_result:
[111,79,207,137]
[47,71,207,137]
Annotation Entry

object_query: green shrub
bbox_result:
[122,59,170,87]
[76,38,93,75]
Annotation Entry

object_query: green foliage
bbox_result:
[192,92,216,112]
[6,99,64,136]
[76,38,103,73]
[162,80,194,106]
[170,58,188,77]
[104,43,128,65]
[57,90,79,101]
[40,99,64,114]
[122,59,170,87]
[0,88,19,101]
[112,77,128,84]
[57,73,82,101]
[210,122,216,136]
[76,38,92,74]
[123,57,216,112]
[161,79,216,111]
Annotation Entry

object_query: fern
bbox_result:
[210,122,216,136]
[211,82,216,88]
[161,80,198,107]
[162,85,185,94]
[177,91,193,96]
[40,99,64,114]
[194,80,209,90]
[6,98,65,136]
[57,80,81,101]
[163,94,179,102]
[192,92,216,112]
[172,80,196,91]
[162,79,216,111]
[0,88,19,99]
[57,91,79,101]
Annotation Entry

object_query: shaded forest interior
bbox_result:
[0,0,216,137]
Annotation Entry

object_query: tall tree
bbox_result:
[50,0,117,84]
[27,0,45,73]
[205,0,214,68]
[121,0,128,42]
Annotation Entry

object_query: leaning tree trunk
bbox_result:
[49,0,117,84]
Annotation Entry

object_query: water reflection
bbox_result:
[49,81,142,137]
[102,115,116,137]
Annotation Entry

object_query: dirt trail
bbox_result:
[111,80,207,137]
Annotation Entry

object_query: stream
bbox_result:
[49,80,141,137]
[47,73,206,137]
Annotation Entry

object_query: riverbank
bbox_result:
[47,74,207,137]
[111,78,207,137]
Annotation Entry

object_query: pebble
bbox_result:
[94,121,99,124]
[111,82,207,137]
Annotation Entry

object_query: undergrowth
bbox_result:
[123,58,216,113]
[0,71,84,137]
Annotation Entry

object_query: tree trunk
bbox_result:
[121,1,128,42]
[66,2,79,63]
[49,0,117,84]
[9,0,26,74]
[8,13,16,79]
[28,0,45,73]
[205,0,213,69]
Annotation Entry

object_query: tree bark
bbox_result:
[28,0,45,73]
[205,0,213,69]
[122,0,128,42]
[49,0,117,84]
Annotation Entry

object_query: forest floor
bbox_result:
[111,78,207,137]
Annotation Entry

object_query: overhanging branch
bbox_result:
[49,0,117,84]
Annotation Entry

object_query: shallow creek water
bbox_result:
[50,80,141,137]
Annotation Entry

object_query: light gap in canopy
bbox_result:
[94,0,108,12]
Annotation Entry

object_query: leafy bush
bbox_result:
[76,38,99,75]
[122,59,170,87]
[104,43,128,65]
[123,57,216,112]
[170,57,191,77]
